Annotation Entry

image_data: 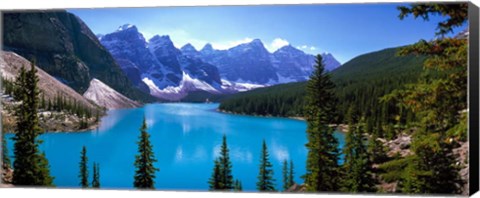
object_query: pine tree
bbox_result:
[79,146,89,188]
[399,131,463,194]
[92,162,100,188]
[303,54,340,192]
[37,151,54,186]
[133,116,158,189]
[256,140,276,192]
[208,158,223,190]
[234,179,243,192]
[218,134,234,190]
[367,130,388,164]
[288,160,295,188]
[341,106,376,192]
[282,159,289,191]
[12,62,54,186]
[381,3,467,194]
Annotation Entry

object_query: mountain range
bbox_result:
[2,10,341,105]
[99,24,341,100]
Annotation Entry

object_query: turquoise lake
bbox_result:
[5,103,345,191]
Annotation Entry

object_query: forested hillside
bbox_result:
[219,46,426,126]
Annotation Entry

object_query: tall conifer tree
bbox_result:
[92,162,100,188]
[288,160,295,188]
[303,54,340,191]
[208,158,223,190]
[341,106,376,192]
[282,159,289,191]
[234,179,243,192]
[382,3,468,194]
[219,134,234,190]
[256,140,276,192]
[12,62,53,186]
[79,146,89,188]
[133,116,158,189]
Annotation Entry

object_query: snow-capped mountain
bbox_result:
[99,24,161,92]
[195,39,278,84]
[195,39,341,84]
[99,24,341,101]
[270,45,341,83]
[100,24,223,101]
[223,39,278,84]
[271,45,316,83]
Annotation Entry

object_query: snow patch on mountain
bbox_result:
[220,79,265,92]
[143,72,221,101]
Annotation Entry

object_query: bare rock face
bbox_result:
[83,78,141,110]
[384,133,412,157]
[1,51,103,132]
[1,165,13,185]
[453,141,469,195]
[0,51,97,110]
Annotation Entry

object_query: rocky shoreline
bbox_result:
[2,110,101,134]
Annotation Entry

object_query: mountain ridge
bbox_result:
[98,23,342,101]
[0,51,98,111]
[2,11,155,103]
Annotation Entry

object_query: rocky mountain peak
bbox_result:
[246,38,266,48]
[200,43,214,53]
[275,45,305,55]
[181,43,198,52]
[149,35,177,50]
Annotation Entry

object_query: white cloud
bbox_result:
[295,45,319,54]
[266,38,289,52]
[211,37,254,50]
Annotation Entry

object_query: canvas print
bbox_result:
[0,2,475,196]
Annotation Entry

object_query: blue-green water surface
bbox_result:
[6,103,344,191]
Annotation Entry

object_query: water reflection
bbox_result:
[6,103,344,191]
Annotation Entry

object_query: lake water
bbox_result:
[5,103,345,191]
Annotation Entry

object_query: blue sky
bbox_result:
[69,3,467,64]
